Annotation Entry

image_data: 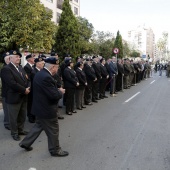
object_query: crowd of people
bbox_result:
[0,50,153,157]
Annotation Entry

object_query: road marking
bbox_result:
[125,92,140,103]
[150,80,155,84]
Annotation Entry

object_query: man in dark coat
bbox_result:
[99,58,109,98]
[19,57,69,157]
[1,50,30,141]
[84,58,97,105]
[0,52,11,130]
[24,54,35,123]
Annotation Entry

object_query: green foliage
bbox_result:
[55,0,80,59]
[90,31,115,58]
[129,50,140,58]
[0,0,56,53]
[77,17,94,54]
[113,31,123,58]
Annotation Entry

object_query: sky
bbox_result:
[80,0,170,42]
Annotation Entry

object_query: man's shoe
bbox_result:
[58,106,62,108]
[28,118,35,123]
[81,106,86,108]
[92,100,98,103]
[12,135,21,141]
[51,149,69,157]
[19,143,33,151]
[72,110,77,113]
[77,108,82,110]
[5,126,11,130]
[104,95,108,98]
[18,131,29,135]
[58,116,64,119]
[66,112,72,115]
[96,98,101,100]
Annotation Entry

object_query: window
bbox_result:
[57,12,61,23]
[57,0,64,9]
[74,7,78,15]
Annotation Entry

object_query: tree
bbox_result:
[113,31,123,58]
[90,31,115,58]
[129,50,140,58]
[77,17,94,54]
[0,0,56,54]
[55,0,80,58]
[123,42,130,58]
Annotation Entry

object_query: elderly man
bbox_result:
[1,50,30,141]
[19,57,69,157]
[0,52,11,130]
[24,54,35,123]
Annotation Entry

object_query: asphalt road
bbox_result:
[1,71,170,170]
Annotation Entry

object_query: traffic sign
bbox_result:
[113,48,119,54]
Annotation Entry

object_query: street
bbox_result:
[1,72,170,170]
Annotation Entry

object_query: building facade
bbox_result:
[128,25,156,60]
[40,0,80,24]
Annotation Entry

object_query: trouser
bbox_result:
[92,80,99,100]
[110,76,116,94]
[65,88,75,113]
[99,78,107,97]
[75,88,85,108]
[84,81,93,104]
[2,97,10,128]
[20,117,60,154]
[7,99,27,136]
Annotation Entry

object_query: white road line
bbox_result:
[150,80,155,84]
[125,92,141,103]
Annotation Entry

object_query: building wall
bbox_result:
[40,0,80,24]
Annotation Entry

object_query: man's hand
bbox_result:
[59,87,65,94]
[25,87,30,94]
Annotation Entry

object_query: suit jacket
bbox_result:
[76,68,87,88]
[84,64,96,82]
[100,64,109,79]
[92,62,101,79]
[109,61,118,76]
[117,63,124,76]
[32,68,62,119]
[64,67,78,88]
[1,63,30,104]
[24,63,33,78]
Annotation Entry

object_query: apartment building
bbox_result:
[128,25,156,60]
[40,0,80,24]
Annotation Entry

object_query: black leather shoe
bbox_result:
[77,108,82,110]
[66,112,72,115]
[58,116,64,119]
[81,106,86,108]
[92,100,98,103]
[18,131,29,135]
[5,126,11,130]
[86,102,93,105]
[51,150,69,157]
[28,118,35,123]
[104,95,108,98]
[12,135,21,141]
[96,98,101,100]
[19,143,33,151]
[72,110,77,113]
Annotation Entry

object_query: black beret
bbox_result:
[9,50,22,58]
[77,62,83,67]
[51,51,57,56]
[26,54,34,60]
[92,56,97,59]
[100,58,105,63]
[65,59,73,65]
[44,57,59,65]
[2,52,10,58]
[34,57,44,63]
[38,54,46,59]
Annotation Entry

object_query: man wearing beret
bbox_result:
[0,52,11,130]
[19,57,69,157]
[1,50,30,141]
[24,54,35,123]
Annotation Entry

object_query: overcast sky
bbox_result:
[80,0,170,42]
